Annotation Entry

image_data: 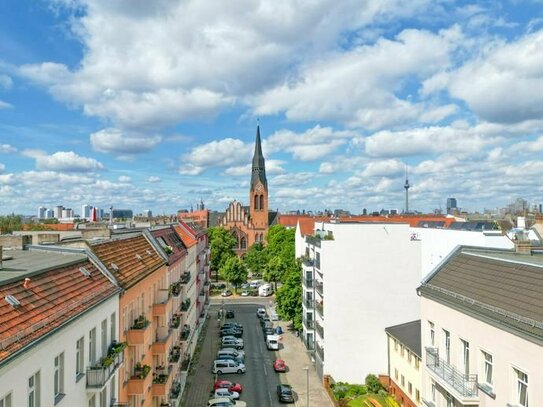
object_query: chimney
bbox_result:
[515,241,532,255]
[23,278,31,289]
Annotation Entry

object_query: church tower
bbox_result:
[250,124,269,230]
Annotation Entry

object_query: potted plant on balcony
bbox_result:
[134,363,151,379]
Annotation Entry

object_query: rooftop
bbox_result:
[385,320,421,358]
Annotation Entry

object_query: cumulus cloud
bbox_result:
[224,159,286,176]
[147,176,161,183]
[118,175,131,182]
[90,128,161,154]
[0,74,12,90]
[180,138,252,175]
[34,151,104,172]
[0,144,17,154]
[270,172,314,187]
[0,101,13,109]
[0,163,4,173]
[360,159,405,177]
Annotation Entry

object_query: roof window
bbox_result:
[5,295,20,308]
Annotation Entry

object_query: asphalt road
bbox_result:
[214,302,284,407]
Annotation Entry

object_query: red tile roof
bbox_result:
[91,234,166,289]
[0,257,118,364]
[150,227,187,265]
[174,224,197,248]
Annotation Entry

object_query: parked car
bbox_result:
[219,329,243,338]
[221,337,244,349]
[214,380,243,393]
[263,326,274,338]
[219,348,245,358]
[207,397,247,407]
[273,359,287,372]
[213,360,246,374]
[214,388,240,400]
[256,307,266,318]
[240,289,250,297]
[216,354,243,363]
[217,349,245,362]
[241,283,250,290]
[277,384,295,403]
[249,280,262,288]
[221,290,233,297]
[260,315,271,326]
[222,322,243,332]
[225,310,235,318]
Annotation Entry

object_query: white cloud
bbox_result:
[90,128,161,154]
[118,175,131,182]
[21,149,47,158]
[35,151,104,172]
[180,138,252,175]
[0,163,4,173]
[270,172,314,187]
[0,144,17,154]
[147,176,161,183]
[0,100,13,109]
[224,159,285,177]
[360,160,405,177]
[0,74,12,90]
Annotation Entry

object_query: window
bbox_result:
[122,307,127,333]
[416,389,420,402]
[0,393,12,407]
[514,368,528,407]
[400,345,404,357]
[446,393,453,407]
[88,395,95,407]
[408,351,412,363]
[259,194,264,211]
[481,351,493,386]
[429,321,435,347]
[110,312,116,342]
[415,357,420,369]
[89,328,96,365]
[408,382,412,394]
[431,382,436,402]
[401,375,405,387]
[76,337,84,378]
[461,339,470,375]
[394,368,398,380]
[101,319,108,357]
[394,339,398,351]
[54,353,64,399]
[28,371,40,407]
[443,329,451,363]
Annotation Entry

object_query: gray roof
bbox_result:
[268,211,279,226]
[385,320,421,357]
[0,248,87,284]
[209,211,224,227]
[250,125,267,190]
[420,246,543,341]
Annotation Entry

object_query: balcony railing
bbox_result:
[302,257,315,267]
[316,302,324,317]
[86,342,126,389]
[425,347,478,399]
[304,298,315,308]
[303,318,314,330]
[180,272,191,284]
[315,342,324,360]
[170,282,181,297]
[180,325,190,341]
[303,278,313,288]
[315,281,323,296]
[181,299,191,311]
[315,321,324,339]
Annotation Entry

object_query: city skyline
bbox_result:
[1,1,543,215]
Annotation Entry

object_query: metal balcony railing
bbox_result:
[316,302,324,316]
[86,342,125,388]
[315,281,323,296]
[425,347,478,398]
[304,298,315,308]
[303,278,313,288]
[180,272,191,284]
[315,342,324,360]
[315,321,324,339]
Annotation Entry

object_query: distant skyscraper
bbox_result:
[53,205,64,219]
[143,209,152,218]
[38,206,47,219]
[446,197,457,214]
[45,209,54,218]
[82,204,92,220]
[62,208,74,218]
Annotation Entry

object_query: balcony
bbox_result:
[315,321,324,339]
[198,290,205,303]
[169,315,181,330]
[153,289,171,316]
[180,357,191,371]
[304,298,315,308]
[316,302,324,317]
[302,257,314,267]
[180,272,191,284]
[181,299,191,312]
[425,347,478,403]
[303,278,313,288]
[152,366,174,396]
[127,364,153,395]
[169,381,182,405]
[169,346,181,364]
[315,281,324,296]
[126,316,152,345]
[303,318,314,330]
[152,327,173,354]
[180,325,190,341]
[315,342,324,361]
[170,282,181,298]
[86,341,126,390]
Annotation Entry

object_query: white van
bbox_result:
[213,359,246,374]
[258,283,273,297]
[266,334,280,350]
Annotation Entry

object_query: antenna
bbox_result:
[79,267,91,277]
[404,165,410,214]
[5,295,21,308]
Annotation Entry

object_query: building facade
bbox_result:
[419,246,543,407]
[218,125,278,254]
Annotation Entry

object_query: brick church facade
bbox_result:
[218,125,278,255]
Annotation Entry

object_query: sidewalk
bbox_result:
[275,318,332,407]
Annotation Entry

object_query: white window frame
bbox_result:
[461,338,469,375]
[89,328,96,365]
[28,371,40,407]
[443,329,451,364]
[481,350,493,386]
[110,312,116,342]
[0,392,12,407]
[101,319,108,357]
[76,337,85,377]
[88,394,95,407]
[429,321,435,347]
[514,368,528,407]
[446,393,454,407]
[54,352,64,398]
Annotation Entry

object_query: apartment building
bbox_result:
[419,245,543,406]
[299,222,422,382]
[0,245,120,407]
[90,233,173,407]
[386,320,422,407]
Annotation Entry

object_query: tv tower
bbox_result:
[404,166,410,214]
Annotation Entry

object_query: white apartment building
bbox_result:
[419,245,543,407]
[0,246,120,407]
[299,222,422,382]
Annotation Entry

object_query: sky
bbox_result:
[1,0,543,216]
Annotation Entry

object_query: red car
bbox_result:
[214,380,243,393]
[273,359,287,372]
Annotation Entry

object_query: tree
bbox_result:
[243,242,268,277]
[275,260,302,330]
[208,227,237,281]
[365,374,384,393]
[222,256,248,293]
[264,256,288,291]
[0,215,22,234]
[266,225,296,263]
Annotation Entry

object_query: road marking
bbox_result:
[263,363,268,377]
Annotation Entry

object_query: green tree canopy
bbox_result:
[0,215,22,234]
[222,256,248,293]
[264,256,288,291]
[242,241,268,277]
[275,260,302,330]
[208,227,237,281]
[266,225,296,263]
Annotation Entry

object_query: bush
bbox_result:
[331,382,367,400]
[365,374,384,393]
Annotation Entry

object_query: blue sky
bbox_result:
[1,0,543,216]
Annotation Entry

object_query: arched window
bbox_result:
[259,194,264,211]
[240,236,247,249]
[232,231,239,249]
[254,195,259,210]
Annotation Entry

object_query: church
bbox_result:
[217,125,278,255]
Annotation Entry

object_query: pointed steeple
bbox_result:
[251,123,267,189]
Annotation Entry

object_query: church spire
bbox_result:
[251,123,267,189]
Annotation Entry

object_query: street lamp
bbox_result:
[303,366,309,407]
